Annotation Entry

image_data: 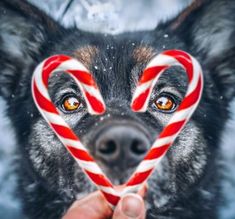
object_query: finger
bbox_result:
[62,191,113,219]
[112,194,146,219]
[137,182,148,198]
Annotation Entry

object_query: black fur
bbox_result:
[0,0,234,218]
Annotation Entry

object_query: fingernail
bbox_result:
[121,194,142,218]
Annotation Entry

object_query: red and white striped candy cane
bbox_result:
[32,54,121,207]
[31,50,203,207]
[123,49,203,193]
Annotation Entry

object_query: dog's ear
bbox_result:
[160,0,235,101]
[0,0,62,99]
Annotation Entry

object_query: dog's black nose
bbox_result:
[95,125,149,167]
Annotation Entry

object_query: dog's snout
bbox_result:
[95,125,150,167]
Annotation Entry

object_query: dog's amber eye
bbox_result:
[62,96,80,111]
[154,95,175,111]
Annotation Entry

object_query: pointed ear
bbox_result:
[0,0,62,99]
[160,0,235,101]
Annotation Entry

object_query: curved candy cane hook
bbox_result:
[32,55,121,207]
[124,50,203,193]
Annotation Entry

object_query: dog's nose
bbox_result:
[95,125,150,167]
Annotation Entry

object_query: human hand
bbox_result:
[63,186,146,219]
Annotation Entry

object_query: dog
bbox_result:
[0,0,235,218]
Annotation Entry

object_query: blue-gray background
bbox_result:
[0,0,234,218]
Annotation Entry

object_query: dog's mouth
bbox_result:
[97,164,137,185]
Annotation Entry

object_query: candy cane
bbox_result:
[31,50,203,208]
[124,49,203,193]
[32,55,120,207]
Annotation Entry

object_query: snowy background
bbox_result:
[0,0,234,218]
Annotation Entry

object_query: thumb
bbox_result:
[112,194,146,219]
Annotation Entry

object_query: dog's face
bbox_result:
[1,0,235,218]
[27,30,221,217]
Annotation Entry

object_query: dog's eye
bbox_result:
[62,96,81,112]
[154,95,176,112]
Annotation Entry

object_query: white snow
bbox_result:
[0,98,22,218]
[29,0,192,34]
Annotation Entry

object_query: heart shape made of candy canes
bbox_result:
[32,50,203,208]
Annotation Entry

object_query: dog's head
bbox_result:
[0,0,234,218]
